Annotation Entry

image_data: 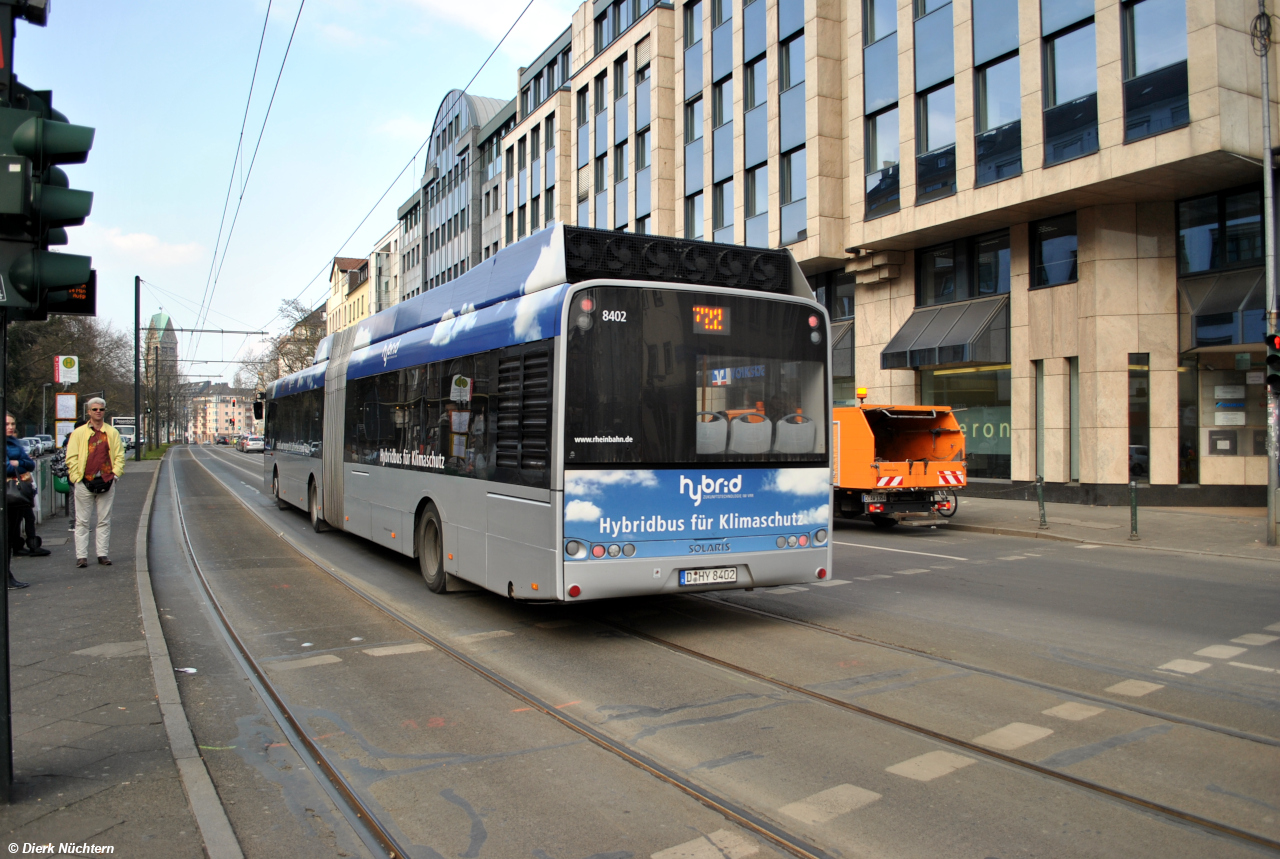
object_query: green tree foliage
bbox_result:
[6,315,133,434]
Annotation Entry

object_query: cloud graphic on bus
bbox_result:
[564,499,603,521]
[429,303,479,346]
[514,288,559,342]
[795,504,830,525]
[565,470,659,496]
[763,468,830,496]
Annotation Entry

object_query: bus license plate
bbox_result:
[679,567,738,586]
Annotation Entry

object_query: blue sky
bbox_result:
[18,0,577,381]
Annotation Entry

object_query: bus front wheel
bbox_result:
[272,472,289,510]
[417,504,447,593]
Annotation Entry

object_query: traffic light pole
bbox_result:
[134,275,140,462]
[1260,0,1278,547]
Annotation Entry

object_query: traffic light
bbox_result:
[0,6,95,313]
[1266,332,1280,396]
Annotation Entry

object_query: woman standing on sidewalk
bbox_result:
[65,398,125,568]
[6,413,34,589]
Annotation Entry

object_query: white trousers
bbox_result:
[74,481,115,560]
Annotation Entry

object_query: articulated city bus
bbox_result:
[260,224,833,602]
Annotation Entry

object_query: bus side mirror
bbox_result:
[253,402,263,420]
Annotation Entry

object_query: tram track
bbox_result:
[178,448,834,859]
[194,447,1280,856]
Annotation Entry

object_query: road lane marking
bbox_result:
[1075,544,1101,549]
[269,654,342,671]
[362,643,433,657]
[455,630,515,643]
[1195,645,1248,659]
[997,555,1026,561]
[1158,659,1212,674]
[651,829,759,859]
[1232,634,1279,646]
[1228,661,1277,673]
[886,750,975,782]
[1042,702,1106,721]
[972,722,1054,751]
[896,568,931,574]
[1266,622,1280,633]
[812,579,851,587]
[766,586,809,594]
[854,575,892,581]
[1105,680,1164,697]
[778,784,881,824]
[835,540,968,561]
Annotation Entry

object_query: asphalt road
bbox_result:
[163,446,1280,858]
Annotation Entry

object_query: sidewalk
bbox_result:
[939,494,1280,561]
[0,461,205,857]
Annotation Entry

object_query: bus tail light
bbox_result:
[798,535,808,547]
[568,584,582,598]
[817,568,827,579]
[591,544,605,558]
[814,529,828,544]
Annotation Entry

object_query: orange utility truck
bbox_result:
[832,391,966,528]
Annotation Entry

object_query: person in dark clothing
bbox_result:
[6,413,34,589]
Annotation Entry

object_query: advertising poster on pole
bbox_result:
[54,421,75,448]
[54,393,77,420]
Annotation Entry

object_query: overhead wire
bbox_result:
[193,0,275,353]
[192,0,306,360]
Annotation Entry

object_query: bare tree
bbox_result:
[239,299,325,391]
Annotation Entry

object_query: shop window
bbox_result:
[1032,212,1078,287]
[1128,353,1150,483]
[1177,187,1263,275]
[923,365,1012,479]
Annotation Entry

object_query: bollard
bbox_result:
[1036,475,1048,529]
[1129,480,1140,541]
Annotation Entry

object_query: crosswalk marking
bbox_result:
[779,784,881,824]
[896,568,931,575]
[972,722,1054,751]
[1228,661,1277,673]
[855,574,893,581]
[1195,645,1247,659]
[1158,659,1212,674]
[1105,679,1163,697]
[1232,634,1278,646]
[1042,702,1105,721]
[650,829,759,859]
[812,579,851,587]
[886,750,975,782]
[362,643,432,657]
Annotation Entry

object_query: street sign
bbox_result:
[53,419,73,447]
[54,391,75,419]
[53,353,78,382]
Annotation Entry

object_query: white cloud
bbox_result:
[81,223,204,267]
[795,504,830,526]
[764,468,830,496]
[565,470,658,496]
[564,499,602,521]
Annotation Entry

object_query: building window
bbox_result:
[636,129,650,169]
[712,78,732,128]
[917,229,1010,306]
[685,191,704,239]
[636,215,650,234]
[685,0,702,48]
[1042,1,1098,166]
[780,34,804,91]
[713,179,734,242]
[865,107,900,218]
[1177,187,1263,275]
[615,56,629,99]
[615,142,629,182]
[1122,0,1189,142]
[780,147,806,245]
[922,365,1012,479]
[594,73,608,114]
[684,96,704,144]
[1032,213,1078,287]
[531,195,540,230]
[506,213,513,244]
[545,188,555,223]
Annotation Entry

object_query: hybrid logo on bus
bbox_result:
[679,473,743,506]
[381,338,402,367]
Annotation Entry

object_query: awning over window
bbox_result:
[881,295,1009,369]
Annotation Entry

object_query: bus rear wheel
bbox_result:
[309,483,329,532]
[417,504,446,593]
[272,472,289,510]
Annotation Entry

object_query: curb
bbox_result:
[135,456,244,859]
[944,521,1280,562]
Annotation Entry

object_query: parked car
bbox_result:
[34,434,53,454]
[216,436,230,446]
[19,437,41,457]
[243,436,264,453]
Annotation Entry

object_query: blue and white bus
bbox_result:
[260,225,833,602]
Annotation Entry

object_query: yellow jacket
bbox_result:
[66,422,126,484]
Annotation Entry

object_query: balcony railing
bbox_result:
[975,121,1021,187]
[1124,60,1189,143]
[1043,93,1098,167]
[916,144,956,205]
